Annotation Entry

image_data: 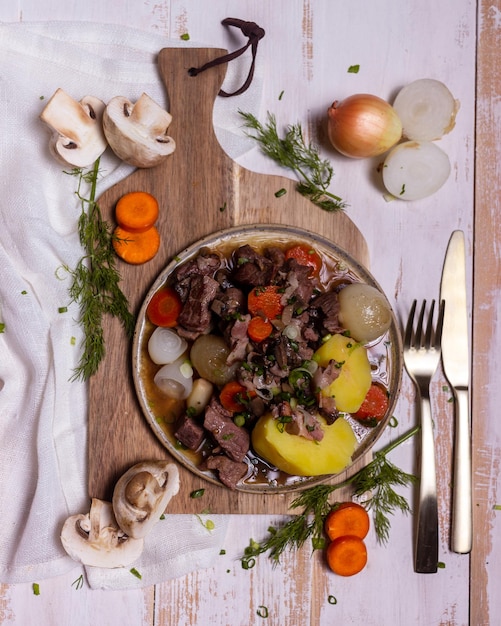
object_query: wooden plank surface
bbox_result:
[471,2,501,624]
[87,46,370,513]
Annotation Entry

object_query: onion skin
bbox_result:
[327,94,402,158]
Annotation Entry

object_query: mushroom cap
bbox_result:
[103,93,176,168]
[40,88,108,168]
[112,461,180,539]
[60,498,144,568]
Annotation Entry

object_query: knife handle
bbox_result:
[451,386,472,553]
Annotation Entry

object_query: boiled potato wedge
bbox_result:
[251,414,357,476]
[313,333,372,413]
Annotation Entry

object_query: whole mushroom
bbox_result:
[112,461,180,539]
[103,93,176,168]
[60,498,144,568]
[40,88,108,167]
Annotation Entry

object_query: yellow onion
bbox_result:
[327,94,402,158]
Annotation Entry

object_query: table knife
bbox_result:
[440,230,472,553]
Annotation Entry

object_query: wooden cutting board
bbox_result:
[88,47,369,514]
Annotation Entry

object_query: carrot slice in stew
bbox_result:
[112,225,160,265]
[247,285,284,320]
[247,316,273,343]
[324,502,370,541]
[219,381,256,413]
[326,535,368,576]
[284,244,322,277]
[115,191,159,233]
[147,286,182,327]
[353,383,389,421]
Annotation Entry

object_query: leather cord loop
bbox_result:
[188,18,265,97]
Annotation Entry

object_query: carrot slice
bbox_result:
[326,535,368,576]
[284,244,322,277]
[248,316,273,343]
[146,286,182,327]
[324,502,370,541]
[353,383,389,422]
[112,225,160,265]
[115,191,159,233]
[247,285,284,320]
[219,381,256,413]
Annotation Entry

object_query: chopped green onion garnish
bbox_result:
[71,574,84,590]
[190,489,205,499]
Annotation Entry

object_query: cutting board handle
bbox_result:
[158,48,229,158]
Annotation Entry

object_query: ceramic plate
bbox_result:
[132,224,402,493]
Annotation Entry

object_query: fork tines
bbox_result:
[405,299,445,351]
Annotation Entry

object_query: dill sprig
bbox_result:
[351,426,418,543]
[240,425,418,568]
[239,111,346,212]
[65,159,135,381]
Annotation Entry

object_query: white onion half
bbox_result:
[154,357,193,399]
[393,78,459,141]
[148,327,188,364]
[382,141,451,201]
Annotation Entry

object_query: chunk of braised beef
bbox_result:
[309,291,343,334]
[205,455,248,490]
[313,360,341,390]
[273,335,303,371]
[283,258,317,307]
[174,414,205,450]
[172,250,221,281]
[265,246,286,278]
[178,274,219,335]
[214,268,233,288]
[203,398,250,462]
[249,395,266,418]
[301,312,320,343]
[231,245,275,286]
[225,314,251,365]
[285,406,324,441]
[211,286,245,319]
[318,394,340,424]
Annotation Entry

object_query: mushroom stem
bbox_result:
[130,93,173,135]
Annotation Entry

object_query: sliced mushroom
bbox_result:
[60,498,144,568]
[103,93,176,168]
[40,88,107,167]
[112,461,180,539]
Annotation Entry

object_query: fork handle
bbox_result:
[415,393,439,573]
[451,387,472,553]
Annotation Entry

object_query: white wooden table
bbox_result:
[1,1,499,624]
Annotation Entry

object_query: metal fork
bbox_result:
[403,299,445,573]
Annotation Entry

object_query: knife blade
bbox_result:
[440,230,472,553]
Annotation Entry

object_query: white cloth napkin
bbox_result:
[0,21,261,588]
